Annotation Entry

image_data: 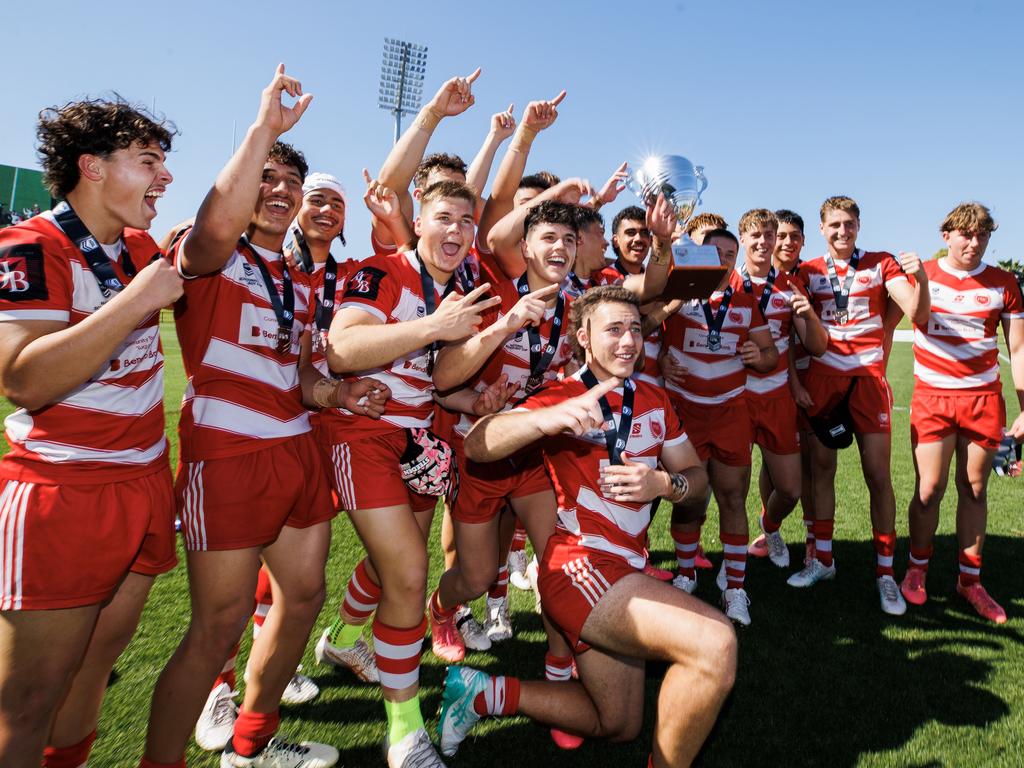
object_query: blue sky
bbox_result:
[3,0,1022,264]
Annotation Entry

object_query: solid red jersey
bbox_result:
[729,267,801,396]
[515,372,688,569]
[661,291,768,405]
[913,259,1024,392]
[173,236,314,462]
[0,216,167,483]
[798,250,908,377]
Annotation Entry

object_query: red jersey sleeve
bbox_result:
[879,251,910,288]
[1003,272,1024,320]
[0,225,74,324]
[338,256,402,322]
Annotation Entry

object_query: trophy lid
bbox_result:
[627,155,708,225]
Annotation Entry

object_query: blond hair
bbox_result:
[738,208,778,235]
[940,202,997,234]
[820,196,860,222]
[685,212,727,236]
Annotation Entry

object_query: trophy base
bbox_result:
[657,266,729,300]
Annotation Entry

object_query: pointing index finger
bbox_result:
[550,89,567,106]
[584,376,621,402]
[529,283,560,300]
[466,67,482,84]
[460,282,493,303]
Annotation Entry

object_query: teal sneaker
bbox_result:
[437,666,489,757]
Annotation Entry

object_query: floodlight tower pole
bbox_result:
[378,38,428,147]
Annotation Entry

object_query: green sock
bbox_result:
[384,696,424,745]
[327,616,364,648]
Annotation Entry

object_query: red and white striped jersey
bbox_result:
[0,217,167,483]
[515,372,687,569]
[729,268,801,396]
[798,250,908,377]
[913,259,1024,392]
[173,236,313,462]
[452,279,576,440]
[661,292,768,405]
[325,250,463,442]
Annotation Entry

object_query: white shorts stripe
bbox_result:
[0,482,31,611]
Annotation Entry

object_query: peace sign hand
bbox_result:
[430,283,502,341]
[540,376,620,437]
[257,64,313,136]
[362,169,401,222]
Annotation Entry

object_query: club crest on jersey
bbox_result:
[857,275,871,285]
[651,420,663,439]
[729,311,743,323]
[976,294,991,306]
[772,296,786,308]
[343,266,386,301]
[0,243,48,300]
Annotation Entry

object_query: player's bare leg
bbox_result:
[243,522,329,712]
[440,500,457,571]
[952,438,1004,621]
[48,573,153,752]
[856,431,904,614]
[709,461,753,624]
[0,607,99,766]
[143,548,261,761]
[760,450,800,530]
[788,435,838,587]
[903,437,955,604]
[435,517,499,614]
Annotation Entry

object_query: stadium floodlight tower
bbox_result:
[378,38,428,146]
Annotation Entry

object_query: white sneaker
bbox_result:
[715,561,727,592]
[314,629,380,683]
[484,596,513,642]
[671,573,697,594]
[221,736,338,767]
[526,556,542,614]
[455,605,492,651]
[761,524,790,569]
[508,549,531,591]
[196,682,238,751]
[877,574,907,616]
[386,727,447,768]
[722,588,752,627]
[786,558,837,588]
[280,666,319,705]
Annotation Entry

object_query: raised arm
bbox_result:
[621,192,674,301]
[885,252,930,326]
[362,170,415,252]
[464,105,516,219]
[180,65,312,276]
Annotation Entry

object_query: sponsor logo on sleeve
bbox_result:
[0,243,48,301]
[343,266,387,301]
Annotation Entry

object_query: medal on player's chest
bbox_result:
[826,251,859,328]
[275,326,292,354]
[834,308,849,325]
[525,373,545,394]
[242,238,296,357]
[701,286,733,354]
[707,330,722,352]
[311,329,328,354]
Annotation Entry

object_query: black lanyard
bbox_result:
[290,226,314,273]
[701,286,734,352]
[567,271,586,293]
[52,201,138,297]
[612,258,629,277]
[313,253,339,335]
[579,367,635,466]
[417,252,458,375]
[457,260,475,293]
[826,249,861,323]
[239,238,295,355]
[740,264,777,314]
[517,273,565,393]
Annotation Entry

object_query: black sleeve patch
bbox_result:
[342,266,387,301]
[0,243,48,301]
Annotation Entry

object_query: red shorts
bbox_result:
[538,536,638,653]
[451,447,552,524]
[0,468,176,610]
[803,374,893,434]
[911,390,1006,452]
[177,433,334,551]
[749,392,800,455]
[326,430,437,514]
[672,397,752,467]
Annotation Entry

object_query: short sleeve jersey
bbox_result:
[515,372,687,569]
[451,278,576,440]
[729,267,801,396]
[661,291,768,405]
[326,250,463,441]
[172,234,313,462]
[0,216,167,483]
[913,259,1024,392]
[798,250,908,377]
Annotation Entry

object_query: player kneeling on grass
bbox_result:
[440,285,736,768]
[901,202,1024,623]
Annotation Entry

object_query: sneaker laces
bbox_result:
[879,576,900,603]
[350,638,375,667]
[766,531,787,560]
[211,689,238,727]
[405,729,445,768]
[264,736,310,756]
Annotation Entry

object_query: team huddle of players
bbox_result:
[0,64,1021,768]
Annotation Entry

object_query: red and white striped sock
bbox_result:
[214,641,239,690]
[472,675,521,717]
[720,532,748,590]
[373,616,426,692]
[251,566,273,641]
[43,730,96,768]
[873,529,896,578]
[671,528,700,580]
[488,565,509,601]
[813,519,834,566]
[544,652,574,682]
[510,521,528,553]
[958,550,982,587]
[343,558,382,623]
[908,544,932,572]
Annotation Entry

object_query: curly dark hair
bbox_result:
[414,153,467,189]
[267,141,308,181]
[36,97,176,199]
[519,171,560,191]
[523,200,579,239]
[573,204,604,231]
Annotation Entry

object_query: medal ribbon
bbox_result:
[52,201,140,296]
[825,249,861,317]
[417,252,459,375]
[239,237,295,353]
[740,264,777,314]
[516,272,565,389]
[579,367,635,466]
[313,253,339,336]
[700,286,734,345]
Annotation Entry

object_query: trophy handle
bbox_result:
[694,165,708,204]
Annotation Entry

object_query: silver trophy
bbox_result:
[626,155,725,299]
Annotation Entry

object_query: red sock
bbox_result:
[472,675,520,716]
[488,565,509,600]
[959,550,982,586]
[343,558,382,622]
[908,544,933,572]
[761,510,781,535]
[873,528,896,577]
[510,521,528,552]
[214,641,239,690]
[231,708,280,757]
[373,616,426,691]
[251,567,273,639]
[544,652,573,682]
[44,730,97,768]
[139,759,186,768]
[813,520,834,566]
[720,532,748,589]
[671,528,700,579]
[430,589,456,621]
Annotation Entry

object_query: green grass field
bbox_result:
[4,313,1022,767]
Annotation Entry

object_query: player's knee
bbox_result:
[463,564,498,598]
[382,561,429,604]
[604,710,643,743]
[864,468,893,498]
[915,479,946,509]
[697,619,738,692]
[954,476,986,504]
